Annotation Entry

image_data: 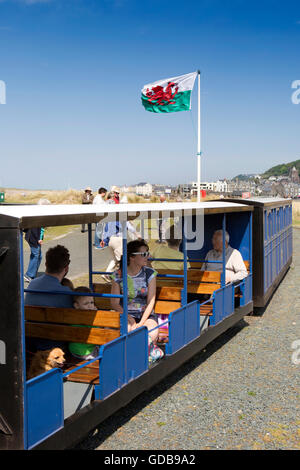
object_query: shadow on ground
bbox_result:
[75,317,250,449]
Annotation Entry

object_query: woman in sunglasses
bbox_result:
[110,240,163,361]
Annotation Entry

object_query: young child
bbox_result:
[68,286,99,360]
[61,277,74,290]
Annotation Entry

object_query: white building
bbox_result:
[135,183,153,197]
[214,180,228,193]
[191,181,215,194]
[190,180,228,193]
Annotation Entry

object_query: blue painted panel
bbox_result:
[26,369,63,449]
[241,274,252,306]
[211,288,223,326]
[187,211,251,267]
[97,336,126,400]
[184,301,200,345]
[224,283,234,317]
[166,305,185,355]
[211,284,235,326]
[264,210,268,241]
[166,301,200,355]
[126,327,148,382]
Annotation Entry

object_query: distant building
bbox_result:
[214,180,228,193]
[190,182,214,195]
[120,185,136,193]
[135,183,153,197]
[289,166,300,184]
[177,183,192,196]
[152,184,167,196]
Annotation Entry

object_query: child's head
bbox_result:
[61,277,74,290]
[73,286,96,310]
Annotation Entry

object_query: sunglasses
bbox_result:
[132,251,150,258]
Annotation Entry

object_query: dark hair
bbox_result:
[119,239,149,271]
[61,277,74,290]
[73,286,92,304]
[98,187,107,194]
[45,245,70,274]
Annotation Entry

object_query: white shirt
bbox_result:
[201,245,248,284]
[93,194,106,204]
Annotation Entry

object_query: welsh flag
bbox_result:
[141,71,197,113]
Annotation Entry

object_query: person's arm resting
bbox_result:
[136,277,156,327]
[227,251,248,283]
[110,281,123,313]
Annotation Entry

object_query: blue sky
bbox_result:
[0,0,300,190]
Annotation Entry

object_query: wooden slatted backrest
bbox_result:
[189,260,250,272]
[93,283,113,309]
[93,282,182,316]
[156,269,221,283]
[189,261,203,269]
[25,305,120,345]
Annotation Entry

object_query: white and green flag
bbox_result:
[141,71,197,113]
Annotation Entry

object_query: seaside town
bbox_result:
[119,164,300,200]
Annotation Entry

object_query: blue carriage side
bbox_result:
[0,201,254,450]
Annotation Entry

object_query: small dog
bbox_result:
[28,348,66,379]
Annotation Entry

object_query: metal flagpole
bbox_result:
[197,70,201,203]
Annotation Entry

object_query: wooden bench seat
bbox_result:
[25,305,121,384]
[63,356,100,384]
[156,269,221,295]
[93,282,113,310]
[92,283,214,317]
[189,260,250,270]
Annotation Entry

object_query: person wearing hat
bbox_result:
[111,186,120,204]
[81,187,94,233]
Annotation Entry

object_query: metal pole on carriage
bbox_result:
[197,70,201,203]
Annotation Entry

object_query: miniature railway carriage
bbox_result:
[0,201,255,449]
[220,197,293,307]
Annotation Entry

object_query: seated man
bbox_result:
[25,245,73,351]
[201,230,248,284]
[151,228,191,270]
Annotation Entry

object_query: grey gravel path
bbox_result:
[75,230,300,450]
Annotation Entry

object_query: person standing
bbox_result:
[93,187,107,247]
[157,194,167,243]
[81,186,94,233]
[93,187,107,205]
[102,220,140,281]
[111,186,120,204]
[24,227,44,283]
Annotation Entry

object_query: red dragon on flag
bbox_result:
[144,81,179,106]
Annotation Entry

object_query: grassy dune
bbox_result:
[2,188,299,225]
[2,188,82,205]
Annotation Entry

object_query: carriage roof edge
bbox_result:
[0,201,253,229]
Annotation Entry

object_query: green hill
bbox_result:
[262,159,300,178]
[232,174,256,181]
